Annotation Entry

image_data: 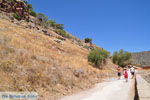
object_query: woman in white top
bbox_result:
[130,66,135,79]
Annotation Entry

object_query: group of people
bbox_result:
[117,65,136,82]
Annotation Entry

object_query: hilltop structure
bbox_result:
[0,0,29,20]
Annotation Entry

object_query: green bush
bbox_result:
[84,38,92,43]
[47,20,64,30]
[29,9,37,17]
[27,4,33,10]
[83,45,90,49]
[12,13,21,20]
[46,20,56,27]
[88,48,109,68]
[7,0,15,3]
[54,24,64,30]
[55,29,70,38]
[112,49,132,67]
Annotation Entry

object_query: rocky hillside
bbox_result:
[0,12,116,100]
[132,51,150,67]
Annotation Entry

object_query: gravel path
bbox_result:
[60,71,135,100]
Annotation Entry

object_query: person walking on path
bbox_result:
[123,68,128,82]
[117,66,122,80]
[130,66,135,79]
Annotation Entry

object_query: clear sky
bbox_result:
[28,0,150,53]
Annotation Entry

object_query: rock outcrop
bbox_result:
[0,0,29,20]
[132,51,150,67]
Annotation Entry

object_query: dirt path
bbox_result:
[60,71,135,100]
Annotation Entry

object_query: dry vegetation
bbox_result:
[0,14,116,100]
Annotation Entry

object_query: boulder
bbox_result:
[74,69,85,77]
[54,39,62,44]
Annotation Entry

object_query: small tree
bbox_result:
[37,13,48,28]
[112,49,132,67]
[88,48,109,69]
[84,38,92,43]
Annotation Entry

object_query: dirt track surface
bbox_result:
[60,71,135,100]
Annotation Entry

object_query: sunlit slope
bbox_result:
[0,17,115,100]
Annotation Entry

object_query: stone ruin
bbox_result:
[0,0,29,20]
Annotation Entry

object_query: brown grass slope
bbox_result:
[0,14,116,100]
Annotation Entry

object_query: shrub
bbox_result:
[54,24,64,30]
[27,4,33,10]
[25,2,37,17]
[47,20,64,30]
[88,48,109,68]
[37,13,48,22]
[37,13,48,28]
[112,49,132,67]
[22,0,33,9]
[55,29,70,38]
[84,38,92,43]
[12,13,21,20]
[46,20,56,27]
[83,45,90,49]
[7,0,15,3]
[29,9,37,17]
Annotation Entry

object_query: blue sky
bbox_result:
[29,0,150,53]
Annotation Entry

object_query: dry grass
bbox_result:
[0,17,116,100]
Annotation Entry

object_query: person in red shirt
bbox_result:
[123,68,128,82]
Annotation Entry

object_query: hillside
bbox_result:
[132,51,150,67]
[0,12,116,100]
